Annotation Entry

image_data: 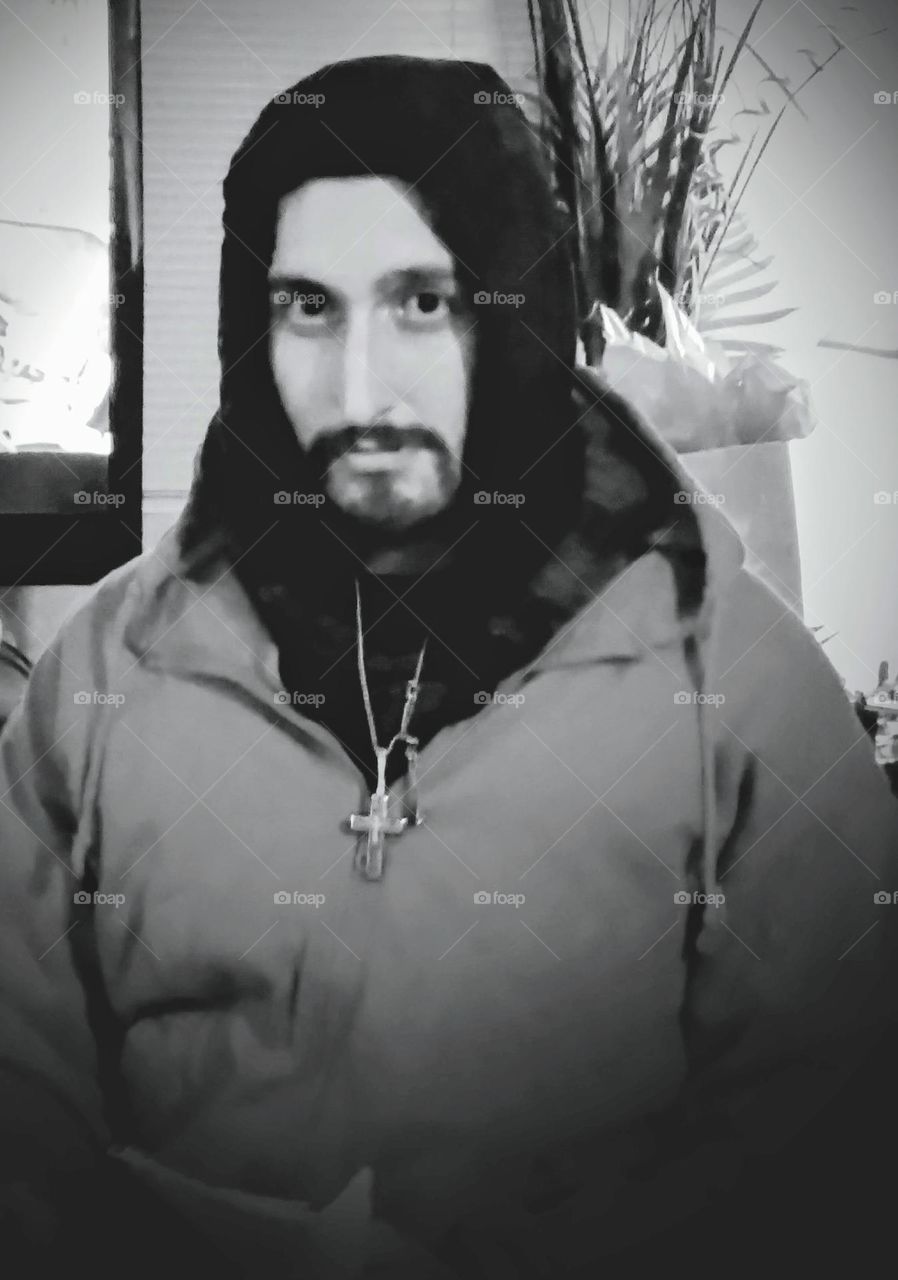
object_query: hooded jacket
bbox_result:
[1,54,897,1280]
[2,364,897,1276]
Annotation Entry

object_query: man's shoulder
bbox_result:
[711,562,855,734]
[715,562,802,643]
[33,530,182,677]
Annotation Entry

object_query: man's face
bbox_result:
[268,175,475,533]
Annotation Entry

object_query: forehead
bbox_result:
[270,175,455,288]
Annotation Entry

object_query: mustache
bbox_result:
[306,423,450,469]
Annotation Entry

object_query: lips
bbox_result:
[342,444,409,471]
[310,427,444,474]
[347,437,405,454]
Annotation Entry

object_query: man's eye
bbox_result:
[272,290,329,324]
[296,293,327,318]
[399,290,454,324]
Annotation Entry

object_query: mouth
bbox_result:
[339,437,426,470]
[349,435,404,452]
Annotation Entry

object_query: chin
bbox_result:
[334,500,443,535]
[328,474,457,534]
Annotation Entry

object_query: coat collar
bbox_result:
[122,367,745,685]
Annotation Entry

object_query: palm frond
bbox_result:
[818,339,898,359]
[526,0,867,359]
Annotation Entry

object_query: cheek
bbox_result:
[414,334,471,444]
[270,333,319,440]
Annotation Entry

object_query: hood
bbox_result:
[178,53,592,612]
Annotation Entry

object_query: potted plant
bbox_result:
[522,0,870,610]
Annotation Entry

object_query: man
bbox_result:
[1,55,896,1278]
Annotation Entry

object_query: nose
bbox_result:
[340,309,389,426]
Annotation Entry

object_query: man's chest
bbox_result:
[89,656,704,977]
[84,655,706,1199]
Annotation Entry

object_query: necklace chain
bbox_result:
[354,577,428,796]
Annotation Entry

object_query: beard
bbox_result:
[306,422,463,532]
[302,423,469,573]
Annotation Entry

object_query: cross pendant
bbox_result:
[349,789,409,881]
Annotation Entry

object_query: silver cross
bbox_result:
[349,788,409,880]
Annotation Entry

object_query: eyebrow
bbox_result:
[266,265,458,297]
